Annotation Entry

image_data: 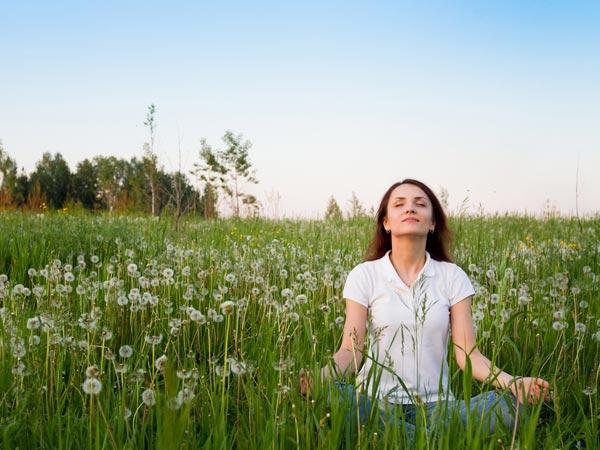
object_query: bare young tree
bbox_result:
[143,104,160,216]
[193,130,259,218]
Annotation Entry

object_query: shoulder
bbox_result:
[431,259,464,275]
[347,259,382,280]
[430,259,472,284]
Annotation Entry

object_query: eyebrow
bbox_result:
[392,196,428,201]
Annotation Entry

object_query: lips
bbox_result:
[402,218,419,223]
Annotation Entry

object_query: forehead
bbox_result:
[388,183,429,201]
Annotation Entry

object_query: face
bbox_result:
[382,183,435,237]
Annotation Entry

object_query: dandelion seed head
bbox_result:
[583,387,597,396]
[189,309,206,324]
[144,335,163,345]
[119,345,134,358]
[142,388,156,406]
[82,377,102,395]
[86,365,100,378]
[12,342,26,358]
[101,329,113,341]
[115,363,129,374]
[177,387,195,404]
[220,301,235,315]
[27,317,41,330]
[12,361,27,376]
[225,273,236,283]
[155,354,168,371]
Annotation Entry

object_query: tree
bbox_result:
[161,134,201,229]
[193,130,259,218]
[0,140,18,209]
[162,170,201,229]
[200,182,218,219]
[72,159,99,210]
[94,156,128,212]
[347,191,365,218]
[142,104,160,216]
[29,152,71,209]
[325,196,343,220]
[13,169,30,207]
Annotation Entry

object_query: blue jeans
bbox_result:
[330,382,523,440]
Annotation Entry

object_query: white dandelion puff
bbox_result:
[27,317,41,330]
[220,301,235,315]
[119,345,134,358]
[86,365,100,378]
[82,378,102,395]
[225,273,236,283]
[142,388,156,406]
[145,335,163,345]
[583,387,597,396]
[189,310,206,324]
[155,355,168,371]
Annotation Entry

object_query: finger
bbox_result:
[535,378,551,388]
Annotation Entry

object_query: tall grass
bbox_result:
[0,211,598,449]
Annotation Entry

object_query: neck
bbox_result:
[389,236,427,275]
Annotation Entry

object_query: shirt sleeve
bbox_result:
[449,265,476,306]
[342,264,370,308]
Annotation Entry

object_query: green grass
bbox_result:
[0,211,598,449]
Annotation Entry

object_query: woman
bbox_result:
[300,179,550,436]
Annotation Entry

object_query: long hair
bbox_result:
[364,179,452,262]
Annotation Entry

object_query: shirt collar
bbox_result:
[380,249,436,288]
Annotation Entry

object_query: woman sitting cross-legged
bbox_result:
[299,179,551,441]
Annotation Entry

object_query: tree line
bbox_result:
[0,105,260,224]
[0,105,378,221]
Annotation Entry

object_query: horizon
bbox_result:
[1,1,599,218]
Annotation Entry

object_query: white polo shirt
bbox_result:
[342,249,476,404]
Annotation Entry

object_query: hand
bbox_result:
[299,368,312,397]
[510,377,551,405]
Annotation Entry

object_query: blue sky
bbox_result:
[1,1,599,217]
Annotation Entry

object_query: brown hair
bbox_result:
[364,179,452,262]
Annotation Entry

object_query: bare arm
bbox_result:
[300,299,367,395]
[451,296,551,404]
[321,299,368,379]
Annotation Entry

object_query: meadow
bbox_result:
[0,211,598,449]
